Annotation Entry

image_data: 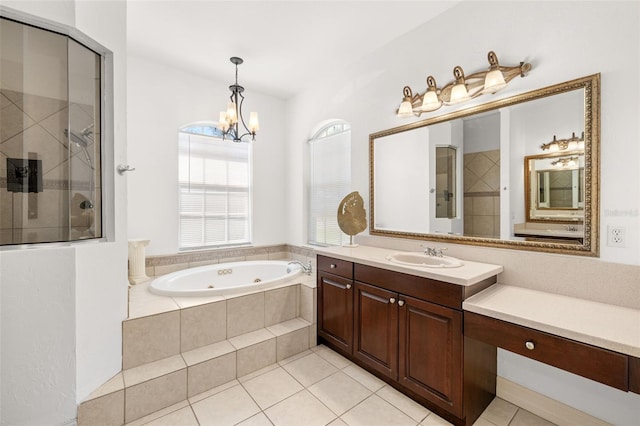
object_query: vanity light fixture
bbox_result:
[551,156,579,168]
[396,51,531,117]
[540,132,585,152]
[218,57,259,142]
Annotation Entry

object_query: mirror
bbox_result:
[525,152,585,221]
[370,74,599,256]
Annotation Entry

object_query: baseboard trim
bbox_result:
[496,376,611,426]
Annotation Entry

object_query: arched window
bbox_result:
[308,120,351,246]
[178,122,252,249]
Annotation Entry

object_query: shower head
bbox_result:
[64,128,90,148]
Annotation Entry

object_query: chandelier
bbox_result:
[397,51,531,117]
[218,57,259,142]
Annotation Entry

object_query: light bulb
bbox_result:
[420,90,441,112]
[219,112,230,131]
[249,112,259,133]
[449,83,470,104]
[482,69,507,94]
[226,102,238,124]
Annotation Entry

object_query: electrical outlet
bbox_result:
[607,225,626,247]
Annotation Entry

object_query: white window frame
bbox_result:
[308,120,351,246]
[178,123,252,250]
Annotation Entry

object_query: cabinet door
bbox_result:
[318,272,354,354]
[354,281,398,380]
[399,295,463,417]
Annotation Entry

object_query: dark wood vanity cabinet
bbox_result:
[353,282,398,380]
[317,256,354,355]
[317,255,496,426]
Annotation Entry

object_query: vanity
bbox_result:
[315,245,503,426]
[315,245,640,426]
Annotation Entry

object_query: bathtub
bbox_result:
[149,260,304,297]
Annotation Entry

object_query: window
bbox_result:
[179,124,251,249]
[308,121,351,246]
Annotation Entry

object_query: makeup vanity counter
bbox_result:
[463,284,640,394]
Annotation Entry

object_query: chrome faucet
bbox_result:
[287,260,313,275]
[423,246,447,257]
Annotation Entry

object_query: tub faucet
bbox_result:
[287,260,313,275]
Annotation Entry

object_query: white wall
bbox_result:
[126,54,287,256]
[0,1,128,424]
[285,1,640,424]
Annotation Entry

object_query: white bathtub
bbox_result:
[149,260,304,297]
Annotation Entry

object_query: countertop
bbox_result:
[463,284,640,357]
[315,245,503,286]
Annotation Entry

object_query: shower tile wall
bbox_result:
[0,89,95,244]
[464,149,500,238]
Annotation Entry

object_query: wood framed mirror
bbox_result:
[369,74,599,256]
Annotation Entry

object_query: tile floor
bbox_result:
[124,345,556,426]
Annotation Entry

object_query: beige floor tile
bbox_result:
[509,409,557,426]
[242,367,304,410]
[229,328,275,350]
[308,371,372,416]
[341,394,416,426]
[237,412,274,426]
[480,397,518,426]
[181,300,227,352]
[188,379,239,405]
[238,363,280,383]
[139,406,198,426]
[472,417,497,426]
[328,419,349,426]
[277,349,314,366]
[276,326,310,361]
[77,390,124,426]
[264,390,336,426]
[191,384,261,426]
[181,340,235,366]
[125,369,187,423]
[421,413,453,425]
[188,352,237,398]
[123,355,186,387]
[342,364,385,392]
[376,385,431,423]
[125,400,189,426]
[281,352,338,387]
[314,345,352,369]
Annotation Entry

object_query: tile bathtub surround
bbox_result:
[143,243,317,277]
[122,311,181,370]
[180,300,227,352]
[115,346,556,426]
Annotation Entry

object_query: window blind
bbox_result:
[309,127,351,246]
[178,132,251,249]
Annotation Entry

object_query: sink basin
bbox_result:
[385,252,464,268]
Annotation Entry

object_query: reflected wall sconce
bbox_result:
[397,51,532,117]
[218,57,259,142]
[540,132,585,152]
[551,156,580,168]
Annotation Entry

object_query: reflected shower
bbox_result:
[64,125,95,210]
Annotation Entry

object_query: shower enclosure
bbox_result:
[1,16,102,245]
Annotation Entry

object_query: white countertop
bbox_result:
[463,284,640,357]
[315,245,503,286]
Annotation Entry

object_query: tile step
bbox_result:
[77,317,313,425]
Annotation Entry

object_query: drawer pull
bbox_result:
[390,298,396,304]
[398,300,405,307]
[330,264,337,269]
[525,341,535,350]
[346,284,352,289]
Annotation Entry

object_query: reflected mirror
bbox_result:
[370,74,599,256]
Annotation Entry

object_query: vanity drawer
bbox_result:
[464,312,629,391]
[318,255,353,279]
[630,356,640,394]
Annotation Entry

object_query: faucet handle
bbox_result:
[434,248,447,257]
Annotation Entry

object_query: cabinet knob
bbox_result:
[525,341,535,350]
[330,264,337,269]
[346,284,352,289]
[398,300,405,307]
[389,298,396,304]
